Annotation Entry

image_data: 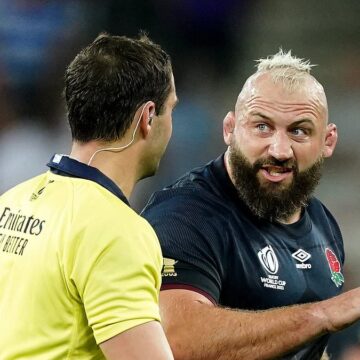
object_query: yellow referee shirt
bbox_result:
[0,155,162,359]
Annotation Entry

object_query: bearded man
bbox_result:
[142,50,360,360]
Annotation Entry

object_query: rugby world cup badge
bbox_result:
[258,245,278,274]
[325,248,344,287]
[258,245,286,291]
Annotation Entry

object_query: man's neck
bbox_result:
[276,210,302,225]
[70,141,139,199]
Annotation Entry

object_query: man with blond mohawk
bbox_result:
[142,50,360,360]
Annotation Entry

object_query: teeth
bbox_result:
[269,170,282,176]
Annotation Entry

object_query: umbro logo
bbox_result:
[292,249,311,262]
[292,249,312,269]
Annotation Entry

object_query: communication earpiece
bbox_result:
[148,110,155,125]
[88,101,152,166]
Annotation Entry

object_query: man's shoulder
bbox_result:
[168,159,216,191]
[0,173,47,199]
[308,197,342,238]
[144,158,227,213]
[67,178,158,253]
[0,173,56,216]
[68,177,147,229]
[308,196,325,207]
[307,197,336,221]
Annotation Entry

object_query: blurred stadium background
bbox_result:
[0,1,359,358]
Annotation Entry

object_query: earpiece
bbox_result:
[88,101,152,166]
[148,110,155,125]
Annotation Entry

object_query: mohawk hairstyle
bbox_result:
[255,49,316,90]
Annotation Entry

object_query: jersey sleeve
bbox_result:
[321,201,345,265]
[67,215,163,345]
[142,190,226,303]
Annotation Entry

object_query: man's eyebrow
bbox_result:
[250,111,272,120]
[250,112,315,127]
[290,119,315,127]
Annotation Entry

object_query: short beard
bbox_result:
[228,144,324,222]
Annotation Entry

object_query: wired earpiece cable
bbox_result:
[88,101,151,166]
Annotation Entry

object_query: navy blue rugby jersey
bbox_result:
[142,154,345,360]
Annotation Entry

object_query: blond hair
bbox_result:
[255,49,316,90]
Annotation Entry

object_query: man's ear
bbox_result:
[139,101,156,138]
[223,111,236,146]
[323,123,338,158]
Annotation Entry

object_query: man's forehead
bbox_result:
[239,72,322,97]
[236,72,328,118]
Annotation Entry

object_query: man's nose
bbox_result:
[268,132,294,161]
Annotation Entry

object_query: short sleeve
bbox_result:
[142,190,226,303]
[319,201,345,265]
[68,216,162,344]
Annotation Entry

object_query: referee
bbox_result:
[0,33,177,359]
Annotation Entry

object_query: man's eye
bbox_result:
[257,123,270,132]
[291,128,307,136]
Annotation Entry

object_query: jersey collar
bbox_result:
[212,154,240,201]
[47,154,130,206]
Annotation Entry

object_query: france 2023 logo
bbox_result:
[325,248,344,287]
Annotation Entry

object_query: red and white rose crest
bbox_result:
[325,248,344,287]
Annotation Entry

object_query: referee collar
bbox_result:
[47,154,130,206]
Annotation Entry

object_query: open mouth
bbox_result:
[260,166,293,182]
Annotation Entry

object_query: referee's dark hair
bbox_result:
[64,32,173,142]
